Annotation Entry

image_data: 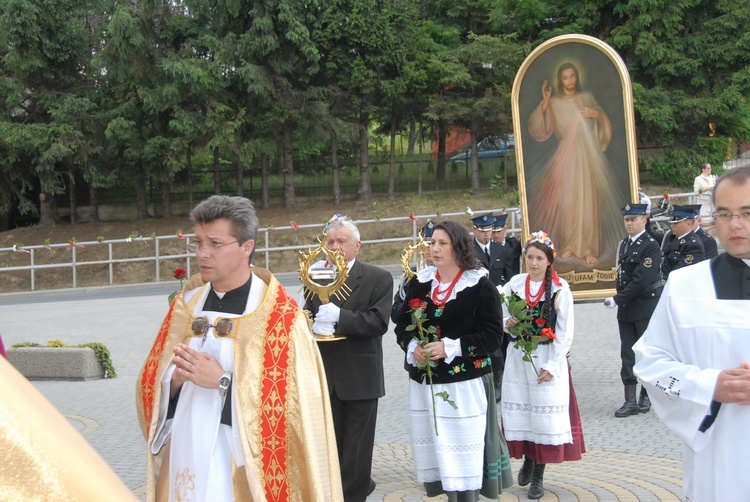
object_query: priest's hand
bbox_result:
[173,343,225,391]
[713,362,750,405]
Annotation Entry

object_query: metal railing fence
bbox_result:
[1,208,521,291]
[0,191,700,293]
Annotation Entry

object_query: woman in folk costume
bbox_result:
[500,231,586,499]
[394,220,513,502]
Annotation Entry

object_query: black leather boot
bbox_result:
[638,386,651,413]
[527,462,545,499]
[518,456,534,486]
[615,384,639,417]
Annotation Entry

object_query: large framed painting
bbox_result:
[512,34,639,299]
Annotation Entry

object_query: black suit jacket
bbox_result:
[614,233,662,322]
[474,240,506,286]
[306,260,393,401]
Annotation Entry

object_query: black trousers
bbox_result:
[618,318,650,385]
[329,389,379,502]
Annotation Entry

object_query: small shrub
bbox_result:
[11,341,40,348]
[47,339,66,347]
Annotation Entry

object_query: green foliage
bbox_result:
[499,292,538,375]
[489,174,506,196]
[46,339,66,347]
[78,342,117,379]
[11,341,40,348]
[1,0,749,220]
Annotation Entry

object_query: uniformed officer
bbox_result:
[686,204,719,259]
[604,204,663,417]
[660,204,705,280]
[492,213,522,281]
[470,213,505,286]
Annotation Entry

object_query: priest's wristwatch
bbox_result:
[218,372,232,397]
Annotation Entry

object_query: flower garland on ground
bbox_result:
[405,297,457,435]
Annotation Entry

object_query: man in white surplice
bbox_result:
[634,166,750,501]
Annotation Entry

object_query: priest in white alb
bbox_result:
[634,166,750,501]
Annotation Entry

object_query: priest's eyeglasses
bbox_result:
[713,211,750,224]
[186,240,239,253]
[190,317,235,339]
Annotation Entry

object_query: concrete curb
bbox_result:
[8,347,105,380]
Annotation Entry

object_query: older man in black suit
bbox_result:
[305,215,393,502]
[604,204,663,417]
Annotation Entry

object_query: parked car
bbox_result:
[449,134,515,163]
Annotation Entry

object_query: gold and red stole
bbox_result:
[136,268,343,502]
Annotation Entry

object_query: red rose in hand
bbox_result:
[540,327,556,341]
[173,268,188,281]
[535,318,546,326]
[408,298,424,310]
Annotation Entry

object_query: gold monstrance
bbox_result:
[400,232,431,280]
[298,238,352,342]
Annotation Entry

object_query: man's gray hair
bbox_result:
[190,195,259,243]
[326,216,361,242]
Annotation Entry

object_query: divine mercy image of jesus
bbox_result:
[526,60,624,265]
[512,35,639,298]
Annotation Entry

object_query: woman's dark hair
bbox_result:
[433,220,480,271]
[526,241,555,321]
[556,62,582,95]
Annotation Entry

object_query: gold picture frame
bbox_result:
[512,34,640,299]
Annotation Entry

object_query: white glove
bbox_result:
[316,303,341,323]
[312,319,336,335]
[603,297,617,309]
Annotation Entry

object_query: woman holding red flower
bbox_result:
[394,220,513,501]
[499,231,586,499]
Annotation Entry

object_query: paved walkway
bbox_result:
[0,273,684,501]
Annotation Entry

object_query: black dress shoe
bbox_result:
[367,478,376,496]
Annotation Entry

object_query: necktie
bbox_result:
[485,247,490,261]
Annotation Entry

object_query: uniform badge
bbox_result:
[685,254,694,264]
[643,257,653,267]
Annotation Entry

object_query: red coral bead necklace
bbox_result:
[525,275,545,308]
[432,270,464,317]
